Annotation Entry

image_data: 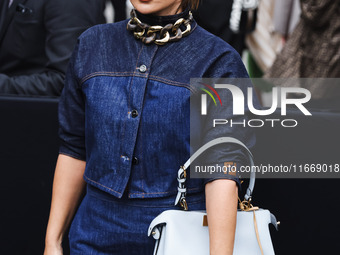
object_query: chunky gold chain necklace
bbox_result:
[127,9,193,45]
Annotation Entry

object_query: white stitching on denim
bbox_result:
[84,175,122,196]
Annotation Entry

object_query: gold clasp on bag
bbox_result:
[180,166,186,178]
[180,197,188,211]
[238,197,259,211]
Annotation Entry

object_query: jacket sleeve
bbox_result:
[58,41,86,161]
[196,48,258,189]
[0,0,106,96]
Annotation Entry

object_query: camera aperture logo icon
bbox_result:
[200,83,223,115]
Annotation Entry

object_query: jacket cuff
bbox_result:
[59,144,86,161]
[195,162,242,190]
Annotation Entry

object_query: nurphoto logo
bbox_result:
[198,80,312,128]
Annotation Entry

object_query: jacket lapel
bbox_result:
[0,0,10,32]
[0,0,28,45]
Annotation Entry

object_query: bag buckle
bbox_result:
[239,197,259,212]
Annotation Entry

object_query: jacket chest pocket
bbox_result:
[11,6,44,59]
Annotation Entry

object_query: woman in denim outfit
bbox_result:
[44,0,256,254]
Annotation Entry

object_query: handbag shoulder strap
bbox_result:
[175,137,255,208]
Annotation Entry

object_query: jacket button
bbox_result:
[132,156,139,165]
[131,109,138,118]
[139,64,147,73]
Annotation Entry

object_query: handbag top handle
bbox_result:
[174,137,255,209]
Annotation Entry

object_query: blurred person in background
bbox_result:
[246,0,301,78]
[194,0,257,55]
[245,0,301,104]
[265,0,340,104]
[110,0,127,22]
[0,0,106,96]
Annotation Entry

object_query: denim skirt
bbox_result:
[69,185,206,254]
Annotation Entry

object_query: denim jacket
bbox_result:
[58,10,256,199]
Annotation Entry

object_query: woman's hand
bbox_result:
[205,179,238,255]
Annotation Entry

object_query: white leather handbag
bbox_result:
[148,137,279,255]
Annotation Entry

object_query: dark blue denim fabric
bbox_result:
[69,185,206,254]
[58,11,256,200]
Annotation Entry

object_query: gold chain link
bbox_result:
[127,10,193,45]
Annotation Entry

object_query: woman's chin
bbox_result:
[131,1,157,15]
[130,0,181,16]
[134,7,157,15]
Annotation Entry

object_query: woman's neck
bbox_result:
[134,8,189,26]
